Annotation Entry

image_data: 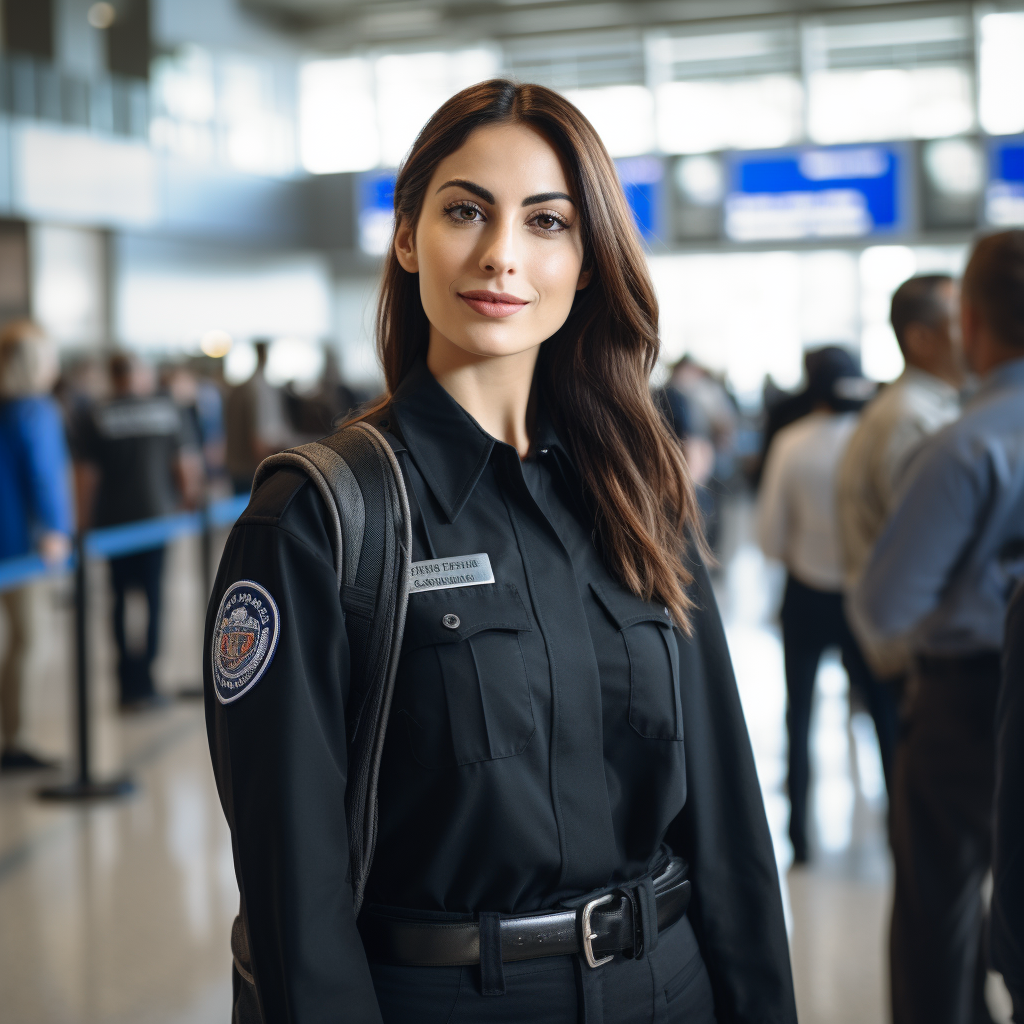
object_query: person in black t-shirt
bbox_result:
[73,354,200,710]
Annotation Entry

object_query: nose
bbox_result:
[478,217,517,277]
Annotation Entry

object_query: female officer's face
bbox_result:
[394,123,590,365]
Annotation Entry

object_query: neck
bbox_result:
[426,332,539,458]
[906,360,962,389]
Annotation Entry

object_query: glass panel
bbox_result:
[564,85,655,157]
[979,12,1024,136]
[809,66,973,144]
[375,49,499,167]
[656,75,802,154]
[300,57,379,174]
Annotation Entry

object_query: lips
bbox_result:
[458,290,529,319]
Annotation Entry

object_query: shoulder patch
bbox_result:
[212,580,281,704]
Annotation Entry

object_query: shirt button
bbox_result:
[664,606,671,617]
[442,613,460,630]
[539,448,549,455]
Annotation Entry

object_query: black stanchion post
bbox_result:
[38,532,134,801]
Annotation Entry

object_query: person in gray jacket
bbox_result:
[854,230,1024,1024]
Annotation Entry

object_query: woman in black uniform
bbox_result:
[206,80,796,1024]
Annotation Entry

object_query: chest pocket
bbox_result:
[398,583,535,767]
[591,581,683,741]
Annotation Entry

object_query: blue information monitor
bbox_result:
[725,144,906,242]
[615,157,664,242]
[358,170,397,255]
[986,137,1024,227]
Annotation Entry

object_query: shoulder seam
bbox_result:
[230,516,337,576]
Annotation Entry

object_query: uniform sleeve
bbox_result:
[993,581,1024,1018]
[666,558,798,1024]
[853,432,982,640]
[204,473,383,1024]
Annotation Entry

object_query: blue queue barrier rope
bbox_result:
[0,492,251,801]
[0,493,250,593]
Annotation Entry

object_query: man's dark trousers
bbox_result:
[890,652,1000,1024]
[109,545,166,705]
[780,574,900,860]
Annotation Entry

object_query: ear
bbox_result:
[394,216,418,273]
[576,266,593,291]
[901,322,928,362]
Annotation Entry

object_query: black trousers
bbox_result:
[890,653,1000,1024]
[780,574,900,857]
[109,545,166,704]
[368,914,715,1024]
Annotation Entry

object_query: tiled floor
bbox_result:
[0,509,1011,1022]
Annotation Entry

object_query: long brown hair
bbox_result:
[371,79,705,630]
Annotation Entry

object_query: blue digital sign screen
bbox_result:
[616,157,664,242]
[358,170,397,255]
[725,145,905,242]
[986,137,1024,227]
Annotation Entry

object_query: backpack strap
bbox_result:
[252,420,412,915]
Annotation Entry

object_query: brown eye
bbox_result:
[458,206,477,220]
[536,214,555,229]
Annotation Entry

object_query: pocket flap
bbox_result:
[403,583,532,651]
[590,581,673,631]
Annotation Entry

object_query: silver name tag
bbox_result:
[409,553,494,592]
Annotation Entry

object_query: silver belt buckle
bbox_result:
[580,894,615,968]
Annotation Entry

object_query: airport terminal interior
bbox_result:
[1,0,1023,1021]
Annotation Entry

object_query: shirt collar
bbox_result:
[388,360,581,522]
[899,365,960,401]
[389,359,495,523]
[978,355,1024,398]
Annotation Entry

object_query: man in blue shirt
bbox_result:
[855,230,1024,1024]
[0,321,73,770]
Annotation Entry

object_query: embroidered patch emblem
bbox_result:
[409,553,494,592]
[212,580,280,704]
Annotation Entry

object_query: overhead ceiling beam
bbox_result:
[239,0,965,51]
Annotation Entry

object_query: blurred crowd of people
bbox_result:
[755,230,1024,1024]
[0,333,366,749]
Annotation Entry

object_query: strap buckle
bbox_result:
[580,894,615,968]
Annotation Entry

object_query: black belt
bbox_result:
[360,857,690,969]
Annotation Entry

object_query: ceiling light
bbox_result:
[87,2,116,29]
[200,329,233,359]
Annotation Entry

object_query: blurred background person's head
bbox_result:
[890,275,963,387]
[109,352,155,398]
[805,345,874,413]
[961,230,1024,377]
[0,320,59,400]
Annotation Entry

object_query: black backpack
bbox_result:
[230,420,412,1020]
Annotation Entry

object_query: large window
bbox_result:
[151,46,296,176]
[299,49,499,174]
[979,12,1024,136]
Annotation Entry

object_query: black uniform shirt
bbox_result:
[74,394,185,526]
[205,360,795,1024]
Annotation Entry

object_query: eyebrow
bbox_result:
[436,179,494,204]
[521,191,574,207]
[434,180,575,208]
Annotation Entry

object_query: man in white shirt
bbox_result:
[758,348,890,863]
[839,275,963,678]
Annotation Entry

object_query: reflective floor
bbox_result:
[0,508,1010,1022]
